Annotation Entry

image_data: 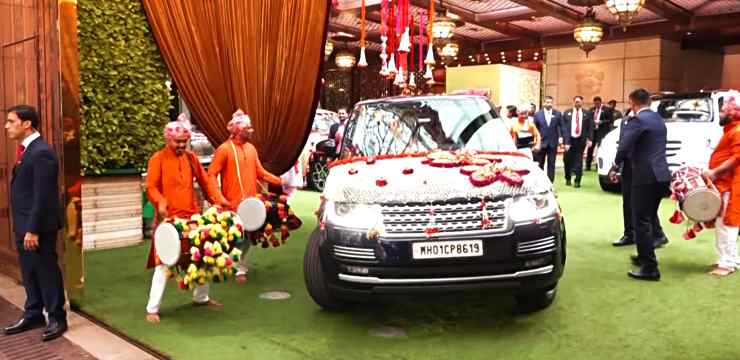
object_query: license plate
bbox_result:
[412,240,483,259]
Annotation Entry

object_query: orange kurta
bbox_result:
[146,147,222,218]
[208,140,281,211]
[709,121,740,226]
[146,147,223,268]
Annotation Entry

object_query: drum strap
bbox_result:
[229,140,246,200]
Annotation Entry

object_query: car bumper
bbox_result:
[318,218,565,300]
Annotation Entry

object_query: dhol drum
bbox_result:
[671,166,722,222]
[154,222,183,267]
[237,197,268,232]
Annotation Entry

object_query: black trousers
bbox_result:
[536,145,558,182]
[15,231,67,323]
[622,170,665,241]
[632,182,670,269]
[564,138,586,183]
[586,127,610,170]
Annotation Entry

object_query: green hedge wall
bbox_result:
[79,0,172,174]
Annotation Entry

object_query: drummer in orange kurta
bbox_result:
[703,92,740,277]
[208,109,283,284]
[144,115,229,324]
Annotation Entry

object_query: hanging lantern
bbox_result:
[431,14,456,39]
[573,7,604,57]
[358,47,368,67]
[335,49,357,69]
[605,0,645,31]
[324,41,334,60]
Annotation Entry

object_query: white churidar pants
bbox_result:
[715,192,740,270]
[146,265,210,314]
[236,240,251,276]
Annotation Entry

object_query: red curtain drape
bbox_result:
[141,0,330,174]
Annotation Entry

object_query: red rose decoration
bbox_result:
[402,168,414,175]
[376,178,388,187]
[366,157,376,165]
[683,228,696,240]
[704,220,716,229]
[669,210,685,225]
[348,168,358,175]
[692,222,704,233]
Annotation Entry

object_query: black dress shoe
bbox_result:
[654,236,669,248]
[628,267,660,281]
[3,317,46,335]
[630,254,640,266]
[42,321,68,342]
[612,236,635,247]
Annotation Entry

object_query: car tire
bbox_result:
[304,228,347,311]
[309,159,329,192]
[598,175,621,193]
[515,284,557,313]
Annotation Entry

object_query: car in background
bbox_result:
[304,95,566,312]
[597,91,730,192]
[298,109,340,191]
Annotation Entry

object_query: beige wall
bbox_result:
[546,36,724,112]
[446,64,540,108]
[722,45,740,90]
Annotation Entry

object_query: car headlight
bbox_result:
[325,201,382,229]
[508,193,559,223]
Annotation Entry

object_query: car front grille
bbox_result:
[333,245,377,261]
[380,199,507,236]
[517,236,556,256]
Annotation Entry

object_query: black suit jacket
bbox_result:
[614,109,671,186]
[533,109,568,149]
[562,107,594,145]
[10,136,62,239]
[591,105,614,132]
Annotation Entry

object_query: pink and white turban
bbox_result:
[722,90,740,122]
[227,109,254,137]
[163,113,192,140]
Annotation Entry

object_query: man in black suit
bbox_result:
[3,105,67,341]
[612,112,669,248]
[608,99,623,122]
[563,96,593,188]
[533,96,569,182]
[609,89,671,281]
[586,96,614,171]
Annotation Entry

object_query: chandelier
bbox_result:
[335,49,357,69]
[436,40,459,65]
[431,0,458,39]
[605,0,646,30]
[573,7,604,57]
[324,40,334,60]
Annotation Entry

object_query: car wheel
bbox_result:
[304,228,347,311]
[309,160,329,192]
[515,284,557,313]
[598,175,621,193]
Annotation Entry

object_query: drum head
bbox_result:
[154,223,181,267]
[238,197,267,232]
[683,190,722,222]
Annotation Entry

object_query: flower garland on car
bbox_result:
[333,150,530,188]
[165,207,244,290]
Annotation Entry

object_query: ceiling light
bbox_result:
[573,7,604,57]
[335,49,357,69]
[605,0,646,31]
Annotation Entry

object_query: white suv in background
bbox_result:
[597,91,732,192]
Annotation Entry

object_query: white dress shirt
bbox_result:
[544,109,552,127]
[21,131,40,149]
[571,108,583,138]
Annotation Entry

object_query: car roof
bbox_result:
[354,94,491,107]
[652,90,732,100]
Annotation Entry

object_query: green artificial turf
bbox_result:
[78,171,740,360]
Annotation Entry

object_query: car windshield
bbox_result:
[340,96,516,158]
[652,97,713,122]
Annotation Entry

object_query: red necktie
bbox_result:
[15,145,25,165]
[575,110,581,137]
